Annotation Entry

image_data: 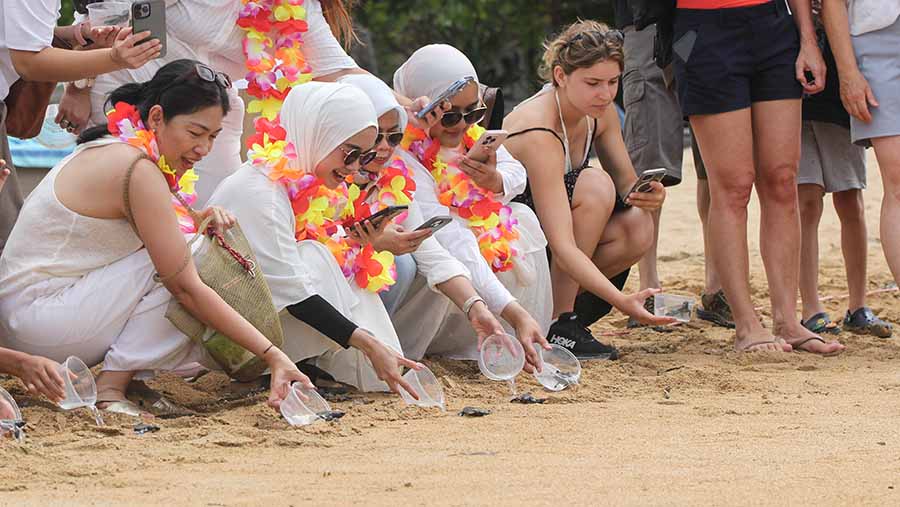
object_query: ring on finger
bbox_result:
[59,119,71,129]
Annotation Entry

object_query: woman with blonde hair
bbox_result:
[503,21,674,359]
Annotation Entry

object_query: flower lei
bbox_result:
[341,158,417,225]
[401,124,518,272]
[106,102,198,234]
[238,2,396,293]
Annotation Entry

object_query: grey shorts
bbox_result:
[798,121,866,193]
[851,16,900,146]
[623,24,684,186]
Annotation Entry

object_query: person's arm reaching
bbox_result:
[0,348,65,403]
[822,0,879,123]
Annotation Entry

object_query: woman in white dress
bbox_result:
[59,0,365,204]
[207,81,431,396]
[338,73,521,361]
[0,60,311,415]
[392,45,553,369]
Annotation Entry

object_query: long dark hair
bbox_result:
[320,0,358,49]
[78,59,231,144]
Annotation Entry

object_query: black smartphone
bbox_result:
[414,216,452,233]
[359,205,408,229]
[415,76,475,120]
[131,0,167,59]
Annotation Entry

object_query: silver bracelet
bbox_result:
[462,295,485,319]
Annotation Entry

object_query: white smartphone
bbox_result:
[466,130,508,163]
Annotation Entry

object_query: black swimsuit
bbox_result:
[508,119,630,327]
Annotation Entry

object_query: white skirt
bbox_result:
[392,202,553,361]
[0,248,210,378]
[280,240,404,392]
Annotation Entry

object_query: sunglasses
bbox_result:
[440,105,487,128]
[340,145,378,167]
[569,29,625,47]
[193,63,232,89]
[375,130,404,148]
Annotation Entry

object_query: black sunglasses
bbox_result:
[441,105,487,128]
[340,145,377,167]
[374,130,404,148]
[569,29,625,47]
[194,63,232,89]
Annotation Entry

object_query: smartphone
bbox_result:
[466,130,508,163]
[415,76,475,120]
[131,0,167,59]
[359,205,408,229]
[414,216,452,233]
[627,168,667,196]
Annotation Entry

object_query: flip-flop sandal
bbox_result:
[788,336,844,357]
[801,312,841,335]
[97,399,149,418]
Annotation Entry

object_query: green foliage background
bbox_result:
[57,0,615,102]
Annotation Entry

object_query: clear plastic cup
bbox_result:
[478,333,525,381]
[0,386,22,424]
[57,356,97,410]
[398,366,445,411]
[280,383,331,427]
[34,104,77,150]
[87,2,132,27]
[533,344,582,391]
[654,293,695,323]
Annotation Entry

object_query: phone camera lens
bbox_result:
[139,4,151,17]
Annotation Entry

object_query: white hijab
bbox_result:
[280,81,377,172]
[339,74,408,130]
[392,44,479,102]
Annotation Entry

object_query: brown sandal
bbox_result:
[735,340,785,352]
[787,336,844,357]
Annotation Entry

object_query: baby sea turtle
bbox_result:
[458,406,491,417]
[316,410,345,422]
[511,393,547,404]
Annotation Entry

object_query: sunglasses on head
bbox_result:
[440,105,487,128]
[193,63,232,89]
[340,145,378,167]
[375,130,404,148]
[569,29,625,47]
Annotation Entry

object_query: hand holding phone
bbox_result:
[414,216,452,234]
[466,130,508,163]
[354,205,408,230]
[131,0,167,59]
[626,168,667,197]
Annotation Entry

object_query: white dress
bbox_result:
[0,139,210,377]
[206,163,401,391]
[393,146,553,359]
[85,0,359,205]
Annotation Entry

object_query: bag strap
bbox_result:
[122,154,193,283]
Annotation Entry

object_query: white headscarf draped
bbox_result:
[280,81,377,172]
[392,44,479,103]
[339,74,408,130]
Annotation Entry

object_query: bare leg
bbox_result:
[751,100,842,354]
[95,370,135,403]
[696,177,721,294]
[833,189,868,312]
[798,183,826,320]
[590,207,654,277]
[637,208,661,290]
[551,168,616,317]
[872,136,900,285]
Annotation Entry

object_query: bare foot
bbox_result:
[734,329,793,352]
[776,322,845,356]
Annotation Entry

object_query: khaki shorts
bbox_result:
[623,25,707,184]
[798,121,866,193]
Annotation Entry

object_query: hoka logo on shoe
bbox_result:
[548,334,576,349]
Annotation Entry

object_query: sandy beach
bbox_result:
[2,149,899,506]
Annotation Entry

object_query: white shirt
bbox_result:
[848,0,900,36]
[395,145,528,314]
[0,0,60,100]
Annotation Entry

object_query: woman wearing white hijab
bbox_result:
[207,82,423,396]
[338,74,512,361]
[392,45,553,369]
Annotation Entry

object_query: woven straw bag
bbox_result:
[123,155,284,382]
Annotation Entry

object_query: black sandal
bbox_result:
[801,312,841,335]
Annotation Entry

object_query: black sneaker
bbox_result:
[547,312,619,360]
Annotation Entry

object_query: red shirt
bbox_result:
[678,0,770,8]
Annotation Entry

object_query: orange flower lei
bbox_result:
[401,124,518,272]
[107,102,198,234]
[238,2,395,293]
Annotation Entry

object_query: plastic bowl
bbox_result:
[398,366,445,411]
[87,2,132,27]
[280,384,330,427]
[533,344,582,391]
[478,333,525,381]
[57,356,97,410]
[0,386,22,423]
[654,293,695,323]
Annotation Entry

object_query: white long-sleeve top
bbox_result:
[394,145,529,314]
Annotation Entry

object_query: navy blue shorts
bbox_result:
[673,0,803,117]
